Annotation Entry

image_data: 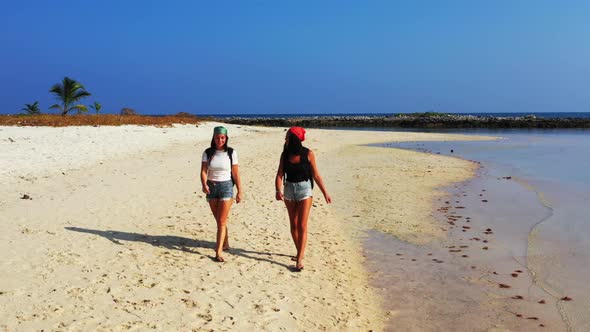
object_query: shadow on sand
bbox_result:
[65,227,294,270]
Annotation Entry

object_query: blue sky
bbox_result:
[1,1,589,115]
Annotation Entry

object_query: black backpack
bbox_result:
[205,147,235,186]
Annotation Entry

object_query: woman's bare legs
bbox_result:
[208,199,232,261]
[284,197,312,269]
[285,200,300,253]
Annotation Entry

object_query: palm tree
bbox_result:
[90,101,102,114]
[22,101,41,115]
[49,77,91,116]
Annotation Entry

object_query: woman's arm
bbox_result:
[275,153,285,201]
[308,150,332,203]
[232,164,243,203]
[200,161,210,194]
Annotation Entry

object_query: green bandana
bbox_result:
[213,126,228,135]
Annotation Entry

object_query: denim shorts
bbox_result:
[206,180,234,201]
[284,180,313,201]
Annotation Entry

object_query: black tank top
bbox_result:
[284,147,311,183]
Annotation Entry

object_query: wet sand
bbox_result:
[526,182,590,331]
[366,140,577,331]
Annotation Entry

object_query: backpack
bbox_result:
[205,147,235,186]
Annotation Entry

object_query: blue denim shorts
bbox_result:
[284,180,313,201]
[206,180,234,201]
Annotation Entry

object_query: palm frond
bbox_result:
[90,102,102,113]
[49,83,64,96]
[71,90,92,102]
[70,104,89,113]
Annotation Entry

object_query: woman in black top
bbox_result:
[275,127,332,271]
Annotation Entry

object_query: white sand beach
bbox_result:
[1,123,498,331]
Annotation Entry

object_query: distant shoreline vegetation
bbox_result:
[0,114,204,127]
[214,112,590,129]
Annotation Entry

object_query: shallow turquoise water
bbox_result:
[392,129,590,188]
[381,129,590,330]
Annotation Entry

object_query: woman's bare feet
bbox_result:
[295,259,304,271]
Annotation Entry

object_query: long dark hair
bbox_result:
[283,131,304,158]
[282,131,313,186]
[206,135,229,161]
[281,132,304,169]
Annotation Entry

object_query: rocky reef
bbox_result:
[218,114,590,129]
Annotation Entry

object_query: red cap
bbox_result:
[288,126,306,141]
